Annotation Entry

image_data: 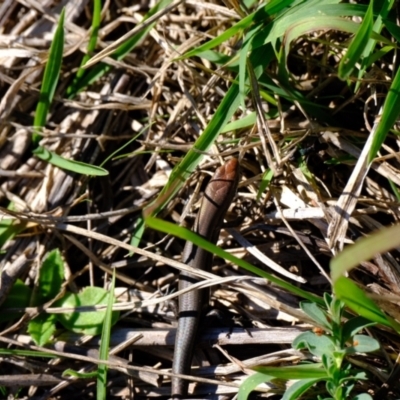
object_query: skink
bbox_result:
[171,158,239,399]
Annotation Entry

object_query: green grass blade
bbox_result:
[144,46,274,217]
[143,83,242,217]
[368,66,400,162]
[334,276,400,332]
[180,0,296,60]
[66,0,102,96]
[32,8,65,146]
[355,0,396,90]
[0,202,26,249]
[253,364,327,380]
[252,2,364,51]
[282,378,326,400]
[257,169,274,201]
[97,269,116,400]
[145,217,323,304]
[238,372,274,400]
[383,17,400,42]
[32,146,108,176]
[331,224,400,282]
[0,348,55,358]
[69,0,173,96]
[338,0,374,80]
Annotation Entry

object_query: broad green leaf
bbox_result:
[28,314,57,346]
[0,280,32,323]
[55,287,119,335]
[293,331,335,358]
[145,217,323,304]
[334,277,400,331]
[97,269,116,400]
[300,302,331,331]
[352,394,373,400]
[36,249,64,303]
[331,224,400,282]
[33,146,108,176]
[33,8,65,145]
[238,372,274,400]
[342,316,376,343]
[338,0,374,79]
[345,334,380,354]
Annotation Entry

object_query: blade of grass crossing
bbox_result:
[97,268,116,400]
[144,45,275,217]
[145,217,323,305]
[32,8,65,146]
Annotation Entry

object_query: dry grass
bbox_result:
[1,0,400,399]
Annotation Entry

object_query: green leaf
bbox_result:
[338,0,374,79]
[253,364,327,380]
[36,249,64,303]
[97,269,116,400]
[330,224,400,282]
[129,216,145,256]
[300,302,331,331]
[352,394,373,400]
[238,371,274,400]
[33,8,65,145]
[0,280,32,323]
[28,314,57,346]
[55,287,119,335]
[342,316,376,343]
[383,18,400,43]
[345,334,380,354]
[334,277,400,331]
[257,169,274,201]
[32,146,109,176]
[292,332,335,358]
[0,203,26,249]
[282,378,325,400]
[368,66,400,161]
